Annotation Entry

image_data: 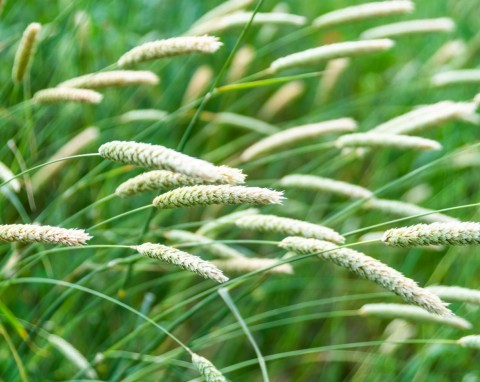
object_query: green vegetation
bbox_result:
[0,0,479,380]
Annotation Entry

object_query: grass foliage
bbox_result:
[0,0,480,380]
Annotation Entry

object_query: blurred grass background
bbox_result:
[0,0,480,380]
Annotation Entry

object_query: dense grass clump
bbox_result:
[0,0,480,380]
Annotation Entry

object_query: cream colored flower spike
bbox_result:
[115,170,209,198]
[280,174,372,199]
[134,243,228,283]
[99,141,245,185]
[117,35,222,67]
[279,236,452,316]
[269,39,394,73]
[236,214,345,244]
[153,185,284,209]
[335,133,441,151]
[12,22,41,83]
[359,303,471,329]
[458,335,480,349]
[57,70,159,89]
[312,1,414,29]
[191,353,227,382]
[0,224,92,246]
[33,88,103,104]
[383,222,480,247]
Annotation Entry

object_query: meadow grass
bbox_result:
[0,0,480,380]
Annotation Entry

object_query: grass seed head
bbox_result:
[236,214,345,243]
[0,224,92,246]
[191,353,227,382]
[12,22,41,83]
[99,141,245,184]
[134,243,228,283]
[279,236,452,316]
[117,35,222,67]
[383,222,480,247]
[153,185,285,209]
[33,88,103,104]
[312,1,414,29]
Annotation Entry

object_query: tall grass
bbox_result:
[0,0,479,380]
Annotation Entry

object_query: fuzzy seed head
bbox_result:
[190,11,307,35]
[99,141,245,185]
[335,133,442,151]
[193,0,254,26]
[0,224,92,246]
[191,353,227,382]
[57,70,159,89]
[33,88,103,104]
[196,208,260,237]
[312,1,414,29]
[164,229,244,259]
[153,185,284,209]
[372,101,477,135]
[280,174,372,199]
[474,93,480,106]
[365,198,458,223]
[213,112,279,135]
[134,243,228,283]
[213,257,294,275]
[12,22,41,83]
[269,39,394,72]
[236,214,345,244]
[119,109,168,123]
[118,35,222,67]
[0,162,21,193]
[383,222,480,247]
[279,236,452,316]
[458,335,480,349]
[359,303,470,329]
[361,18,455,40]
[426,285,480,305]
[115,170,210,198]
[241,118,357,161]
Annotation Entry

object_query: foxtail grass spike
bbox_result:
[164,229,244,259]
[431,70,480,87]
[115,170,209,198]
[335,133,441,151]
[197,208,260,237]
[269,39,394,73]
[241,118,357,161]
[372,101,477,134]
[191,353,227,382]
[280,174,372,199]
[134,243,228,283]
[190,12,306,35]
[12,22,41,83]
[117,35,222,67]
[458,335,480,349]
[33,88,103,104]
[99,141,245,185]
[153,185,284,209]
[383,222,480,247]
[364,198,458,223]
[279,236,452,316]
[426,285,480,305]
[213,257,294,275]
[0,224,92,246]
[57,70,159,89]
[359,303,470,329]
[236,214,345,244]
[312,1,414,29]
[361,18,455,40]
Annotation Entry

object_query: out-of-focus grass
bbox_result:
[0,0,479,380]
